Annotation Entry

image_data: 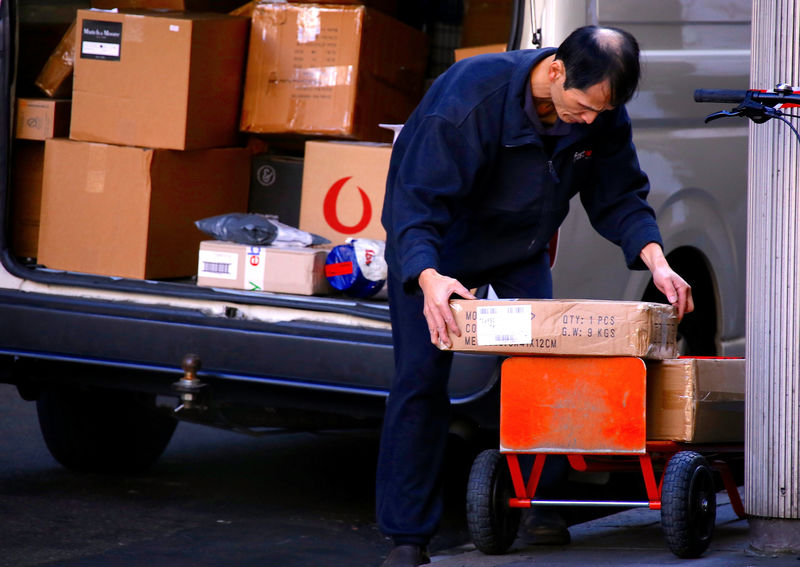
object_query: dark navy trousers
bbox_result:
[376,253,553,545]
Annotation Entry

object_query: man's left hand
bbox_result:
[639,242,694,320]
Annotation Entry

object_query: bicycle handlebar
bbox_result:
[694,88,800,106]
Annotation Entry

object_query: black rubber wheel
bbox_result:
[36,386,177,474]
[661,451,717,558]
[466,449,520,554]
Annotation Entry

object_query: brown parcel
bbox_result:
[444,299,678,359]
[454,43,507,63]
[240,3,428,141]
[34,20,76,99]
[9,141,45,259]
[38,139,249,280]
[70,10,248,151]
[15,98,71,140]
[299,141,392,244]
[646,358,745,443]
[197,240,332,296]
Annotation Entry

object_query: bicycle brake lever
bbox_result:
[704,109,742,123]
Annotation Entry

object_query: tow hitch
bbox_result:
[172,353,207,413]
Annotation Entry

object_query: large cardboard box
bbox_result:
[646,358,745,442]
[38,139,249,280]
[248,154,304,227]
[16,98,71,140]
[444,299,678,359]
[299,141,391,244]
[240,3,427,141]
[10,141,46,259]
[197,240,332,295]
[70,10,248,150]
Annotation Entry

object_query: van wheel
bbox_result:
[36,386,177,473]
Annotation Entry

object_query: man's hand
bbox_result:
[418,268,476,348]
[639,243,694,320]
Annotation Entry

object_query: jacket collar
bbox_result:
[501,47,593,153]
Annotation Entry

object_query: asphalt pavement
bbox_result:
[429,491,800,566]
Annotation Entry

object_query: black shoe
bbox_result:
[518,508,571,546]
[380,544,431,567]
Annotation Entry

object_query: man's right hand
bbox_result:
[418,268,476,348]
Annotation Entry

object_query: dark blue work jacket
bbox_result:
[382,48,662,292]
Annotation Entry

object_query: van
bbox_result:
[0,0,750,472]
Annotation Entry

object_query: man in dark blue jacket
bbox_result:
[377,26,694,567]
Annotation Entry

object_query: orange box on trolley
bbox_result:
[499,356,647,454]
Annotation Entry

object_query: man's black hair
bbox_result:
[555,25,640,107]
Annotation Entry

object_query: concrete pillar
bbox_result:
[746,0,800,552]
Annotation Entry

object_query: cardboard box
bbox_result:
[248,154,304,227]
[91,0,245,10]
[9,141,45,259]
[461,0,513,48]
[235,0,398,17]
[38,139,249,280]
[34,20,76,99]
[646,358,745,442]
[197,240,332,295]
[454,43,506,62]
[70,10,248,150]
[240,3,427,141]
[444,299,678,359]
[299,141,391,244]
[16,99,71,140]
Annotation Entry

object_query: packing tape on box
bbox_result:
[292,65,354,87]
[324,238,386,298]
[85,144,107,193]
[297,7,321,42]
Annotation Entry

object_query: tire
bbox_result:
[466,449,520,554]
[661,451,717,558]
[36,386,177,474]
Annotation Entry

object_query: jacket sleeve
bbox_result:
[384,115,484,290]
[579,107,663,270]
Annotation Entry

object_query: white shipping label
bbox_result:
[476,304,532,346]
[198,250,238,280]
[244,246,266,291]
[82,40,120,58]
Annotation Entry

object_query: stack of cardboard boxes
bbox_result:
[14,0,429,291]
[444,298,745,444]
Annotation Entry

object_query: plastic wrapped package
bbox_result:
[325,238,387,298]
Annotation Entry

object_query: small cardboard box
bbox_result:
[16,98,71,140]
[444,299,678,359]
[197,240,332,295]
[38,139,249,280]
[34,20,76,99]
[454,43,506,62]
[70,10,248,150]
[9,141,46,259]
[240,3,427,141]
[646,358,745,442]
[248,154,304,228]
[299,141,391,244]
[461,0,513,48]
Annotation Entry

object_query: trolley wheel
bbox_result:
[661,450,717,558]
[466,449,520,555]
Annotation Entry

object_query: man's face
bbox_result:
[549,60,614,124]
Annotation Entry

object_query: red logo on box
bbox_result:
[323,176,372,234]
